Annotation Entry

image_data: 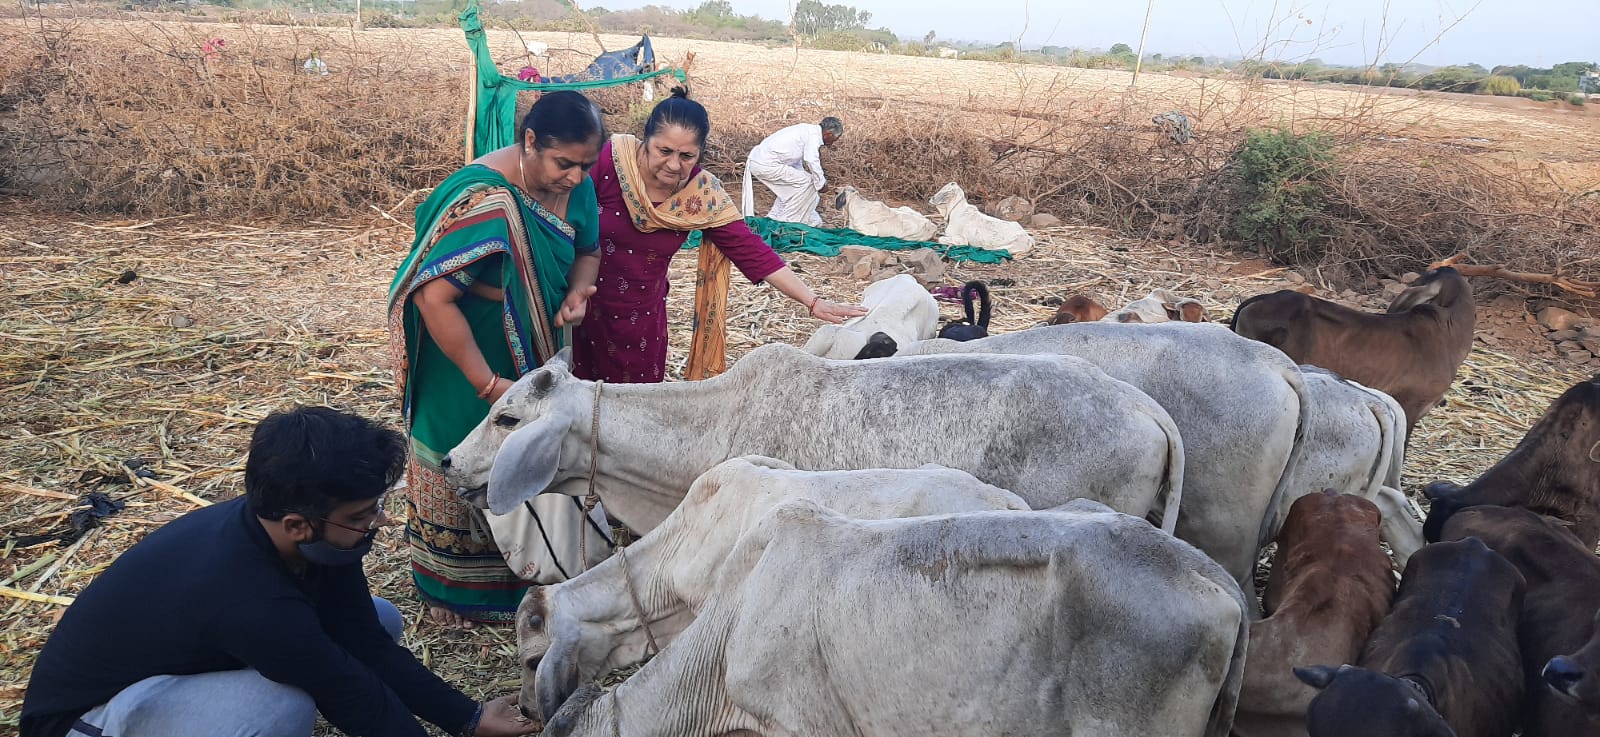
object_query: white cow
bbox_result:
[538,498,1248,737]
[801,274,940,359]
[1274,367,1422,568]
[833,186,938,240]
[889,322,1310,591]
[929,182,1034,258]
[518,456,1030,716]
[444,343,1184,538]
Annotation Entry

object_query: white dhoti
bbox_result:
[743,156,822,226]
[483,492,614,584]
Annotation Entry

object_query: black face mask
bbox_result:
[298,528,376,567]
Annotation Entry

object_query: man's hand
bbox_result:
[475,695,539,737]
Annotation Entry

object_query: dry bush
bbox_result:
[0,17,462,218]
[2,16,1595,288]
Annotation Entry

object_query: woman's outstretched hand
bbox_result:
[810,299,868,324]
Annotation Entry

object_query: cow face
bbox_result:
[1545,608,1600,715]
[442,348,586,513]
[1388,267,1470,314]
[1297,665,1458,737]
[516,587,555,718]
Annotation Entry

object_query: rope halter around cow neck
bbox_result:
[577,379,662,658]
[579,380,604,571]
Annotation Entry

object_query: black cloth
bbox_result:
[21,497,478,737]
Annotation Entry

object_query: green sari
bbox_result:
[387,164,597,622]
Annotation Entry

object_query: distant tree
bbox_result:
[792,0,870,35]
[1190,55,1205,66]
[1109,42,1132,55]
[694,0,733,18]
[923,29,936,45]
[1150,53,1163,63]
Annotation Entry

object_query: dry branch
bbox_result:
[1432,253,1600,300]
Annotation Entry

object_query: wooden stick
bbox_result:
[685,242,731,380]
[464,41,479,166]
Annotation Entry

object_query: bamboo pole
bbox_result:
[1131,0,1155,87]
[464,46,479,165]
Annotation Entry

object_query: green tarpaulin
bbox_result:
[686,217,1012,263]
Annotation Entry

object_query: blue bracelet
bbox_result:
[460,703,485,737]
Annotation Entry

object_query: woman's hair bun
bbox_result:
[669,86,691,99]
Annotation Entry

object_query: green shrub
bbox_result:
[1229,128,1338,264]
[1481,75,1520,95]
[1572,94,1588,106]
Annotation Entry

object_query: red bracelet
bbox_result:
[807,295,821,316]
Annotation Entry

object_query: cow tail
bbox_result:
[1204,568,1251,737]
[1255,365,1311,549]
[1146,404,1185,535]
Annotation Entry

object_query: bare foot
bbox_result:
[428,606,475,630]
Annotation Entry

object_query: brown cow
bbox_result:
[1423,375,1600,548]
[1235,491,1396,737]
[1544,609,1600,725]
[1230,267,1475,434]
[1439,506,1600,736]
[1295,537,1525,737]
[1049,294,1109,325]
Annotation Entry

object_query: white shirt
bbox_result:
[750,123,826,189]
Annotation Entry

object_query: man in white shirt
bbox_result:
[741,117,844,226]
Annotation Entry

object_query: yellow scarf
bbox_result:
[610,133,743,234]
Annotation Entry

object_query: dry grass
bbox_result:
[1,197,1593,730]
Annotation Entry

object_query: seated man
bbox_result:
[741,116,844,225]
[21,406,535,737]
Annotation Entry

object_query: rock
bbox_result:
[1028,213,1063,229]
[170,315,193,328]
[116,270,139,284]
[1567,350,1593,364]
[1559,341,1584,352]
[1382,282,1406,298]
[1538,306,1586,332]
[1583,336,1600,355]
[1400,272,1421,284]
[839,246,894,280]
[1341,289,1359,300]
[987,196,1034,223]
[1285,272,1306,285]
[895,248,946,286]
[1549,330,1582,343]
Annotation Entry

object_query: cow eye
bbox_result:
[494,414,520,428]
[527,614,543,629]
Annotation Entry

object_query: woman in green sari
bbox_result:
[388,91,604,628]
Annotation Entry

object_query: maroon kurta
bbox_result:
[573,141,787,383]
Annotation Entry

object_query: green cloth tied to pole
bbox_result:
[685,217,1013,263]
[460,0,687,159]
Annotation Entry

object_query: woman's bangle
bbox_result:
[476,374,500,400]
[807,295,821,316]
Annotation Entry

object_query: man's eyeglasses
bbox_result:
[318,493,389,537]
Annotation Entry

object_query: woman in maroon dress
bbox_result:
[572,88,865,383]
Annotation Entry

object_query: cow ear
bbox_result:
[1388,279,1443,313]
[1294,665,1340,690]
[487,412,571,515]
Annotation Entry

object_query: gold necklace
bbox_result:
[517,148,535,196]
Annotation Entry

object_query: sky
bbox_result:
[623,0,1593,68]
